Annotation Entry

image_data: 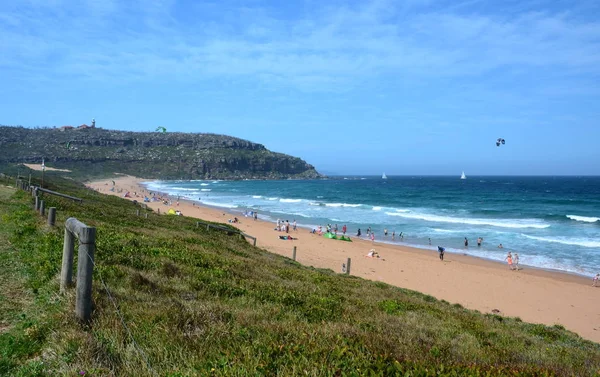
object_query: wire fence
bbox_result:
[91,245,158,377]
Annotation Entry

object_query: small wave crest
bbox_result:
[325,203,361,208]
[372,206,382,211]
[200,201,237,209]
[280,199,302,203]
[252,195,262,199]
[200,183,210,186]
[521,234,600,248]
[172,187,198,191]
[201,189,211,192]
[385,212,550,229]
[566,215,599,223]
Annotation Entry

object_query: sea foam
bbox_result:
[521,234,600,248]
[385,212,550,229]
[566,215,599,223]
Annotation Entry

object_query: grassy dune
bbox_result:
[1,176,600,376]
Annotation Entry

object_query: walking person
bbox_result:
[513,253,520,270]
[505,252,515,270]
[293,219,297,231]
[342,224,347,235]
[370,232,375,242]
[438,246,445,261]
[593,273,599,287]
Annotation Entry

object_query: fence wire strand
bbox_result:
[83,244,158,377]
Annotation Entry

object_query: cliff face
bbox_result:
[0,126,322,179]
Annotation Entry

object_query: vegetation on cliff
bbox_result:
[0,175,599,376]
[0,126,321,180]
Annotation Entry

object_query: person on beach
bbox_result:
[513,253,520,270]
[367,227,371,236]
[392,231,395,240]
[342,224,347,235]
[593,274,599,287]
[293,220,297,231]
[498,243,504,248]
[505,252,514,270]
[438,246,445,261]
[428,238,432,245]
[384,228,388,236]
[370,232,375,242]
[400,232,404,241]
[254,212,258,221]
[334,224,338,234]
[477,237,483,247]
[464,237,469,247]
[366,249,379,258]
[356,228,362,237]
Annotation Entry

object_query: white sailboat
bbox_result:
[460,171,466,180]
[382,172,387,179]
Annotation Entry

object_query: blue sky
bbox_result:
[1,0,599,175]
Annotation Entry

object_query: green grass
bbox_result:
[1,177,600,376]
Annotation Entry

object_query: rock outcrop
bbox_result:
[0,126,322,179]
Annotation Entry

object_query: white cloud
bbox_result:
[1,0,599,92]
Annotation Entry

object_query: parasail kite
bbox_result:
[156,126,167,133]
[496,138,506,147]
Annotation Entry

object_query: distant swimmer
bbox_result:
[498,243,504,248]
[477,237,483,247]
[464,237,469,247]
[384,228,388,236]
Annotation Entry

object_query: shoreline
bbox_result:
[87,175,600,343]
[190,198,594,282]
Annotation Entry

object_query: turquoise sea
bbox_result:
[143,176,600,277]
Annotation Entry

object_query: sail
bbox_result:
[460,171,466,180]
[382,173,387,179]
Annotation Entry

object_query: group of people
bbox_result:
[275,219,297,233]
[505,251,520,270]
[244,210,258,221]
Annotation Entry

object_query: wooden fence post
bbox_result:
[145,213,148,219]
[293,246,297,261]
[136,209,140,216]
[39,200,45,216]
[48,207,56,226]
[76,225,96,323]
[253,237,257,246]
[34,196,40,211]
[346,258,351,275]
[61,228,75,292]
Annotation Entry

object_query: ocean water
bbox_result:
[143,176,600,277]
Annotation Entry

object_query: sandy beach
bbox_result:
[88,175,600,343]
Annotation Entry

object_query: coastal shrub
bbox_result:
[1,179,600,376]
